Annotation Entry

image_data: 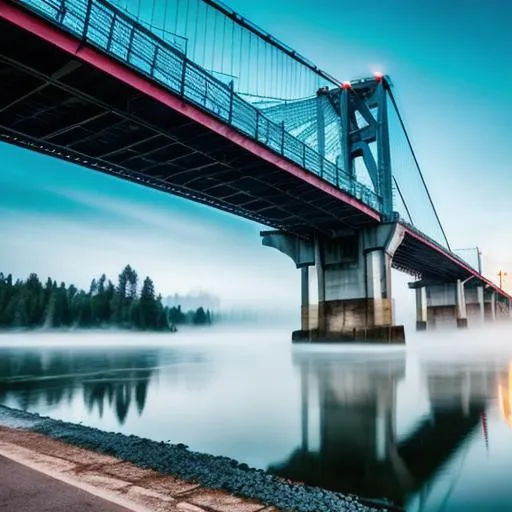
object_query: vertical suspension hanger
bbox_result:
[162,0,169,41]
[184,0,190,36]
[212,9,218,72]
[263,37,268,99]
[256,36,260,96]
[202,3,208,68]
[182,0,190,54]
[269,45,274,99]
[230,18,235,80]
[192,0,200,61]
[247,32,252,94]
[175,0,180,34]
[221,14,227,76]
[149,0,156,30]
[276,49,282,100]
[285,56,291,100]
[238,24,243,90]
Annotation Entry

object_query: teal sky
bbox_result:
[1,0,511,318]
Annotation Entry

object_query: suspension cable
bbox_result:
[392,176,414,224]
[387,87,451,251]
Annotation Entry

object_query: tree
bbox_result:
[24,273,44,326]
[193,307,209,325]
[137,277,158,330]
[13,295,28,327]
[0,266,209,332]
[168,305,185,325]
[112,265,138,327]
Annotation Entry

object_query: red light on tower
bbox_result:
[341,81,352,90]
[374,71,384,82]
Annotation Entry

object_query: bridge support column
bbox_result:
[408,282,455,329]
[477,285,485,323]
[301,266,319,331]
[262,223,406,344]
[485,290,496,321]
[409,279,473,329]
[415,287,427,331]
[456,279,468,328]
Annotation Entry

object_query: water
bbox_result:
[1,326,512,511]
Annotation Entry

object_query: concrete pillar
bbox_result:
[314,238,327,334]
[416,287,427,331]
[456,279,468,328]
[410,280,480,329]
[301,267,310,331]
[301,266,320,331]
[424,283,456,329]
[365,248,393,327]
[315,229,403,341]
[261,223,406,344]
[477,285,485,323]
[489,291,496,321]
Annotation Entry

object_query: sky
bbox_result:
[1,0,512,322]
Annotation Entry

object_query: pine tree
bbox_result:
[193,307,208,325]
[13,295,28,328]
[0,266,206,332]
[113,265,135,326]
[137,277,157,330]
[25,273,43,327]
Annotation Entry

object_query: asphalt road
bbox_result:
[0,455,132,512]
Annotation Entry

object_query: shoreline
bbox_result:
[0,405,396,512]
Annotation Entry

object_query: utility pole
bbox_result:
[498,270,508,290]
[455,246,483,274]
[477,246,482,275]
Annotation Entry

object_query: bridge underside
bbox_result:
[0,13,378,238]
[1,5,508,294]
[394,229,474,280]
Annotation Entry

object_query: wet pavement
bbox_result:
[0,454,132,512]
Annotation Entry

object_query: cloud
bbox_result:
[48,187,230,242]
[0,207,299,309]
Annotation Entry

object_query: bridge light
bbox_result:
[341,81,352,90]
[374,71,384,81]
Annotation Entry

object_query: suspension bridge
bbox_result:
[0,0,510,342]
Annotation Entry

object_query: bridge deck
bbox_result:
[0,0,380,238]
[1,0,511,299]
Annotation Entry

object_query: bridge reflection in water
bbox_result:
[270,351,500,509]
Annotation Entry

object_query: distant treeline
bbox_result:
[0,265,212,331]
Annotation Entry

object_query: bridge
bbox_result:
[0,0,510,342]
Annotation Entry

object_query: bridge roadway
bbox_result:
[0,0,510,339]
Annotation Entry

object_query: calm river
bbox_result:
[1,325,512,511]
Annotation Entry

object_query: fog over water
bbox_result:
[1,325,512,510]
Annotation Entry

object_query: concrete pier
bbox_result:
[262,223,405,344]
[455,279,468,328]
[415,287,427,331]
[410,279,511,330]
[409,281,471,330]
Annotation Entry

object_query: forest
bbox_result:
[0,265,212,331]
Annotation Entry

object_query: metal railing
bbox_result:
[16,0,382,212]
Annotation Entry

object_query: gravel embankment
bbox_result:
[0,405,399,512]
